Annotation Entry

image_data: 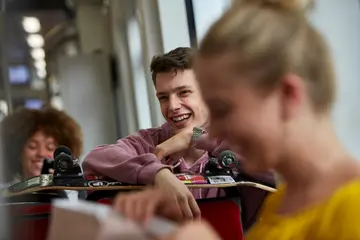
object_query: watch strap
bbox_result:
[191,127,206,147]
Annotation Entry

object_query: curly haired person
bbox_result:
[0,106,83,186]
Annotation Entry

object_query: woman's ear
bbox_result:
[280,74,306,121]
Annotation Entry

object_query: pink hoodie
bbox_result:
[82,122,274,228]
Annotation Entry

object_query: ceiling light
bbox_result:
[31,48,45,60]
[22,17,41,33]
[27,34,44,48]
[37,69,47,79]
[34,59,46,70]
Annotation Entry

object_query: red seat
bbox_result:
[4,192,66,240]
[198,198,244,240]
[5,203,52,240]
[97,198,113,205]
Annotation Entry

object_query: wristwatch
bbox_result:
[191,127,206,147]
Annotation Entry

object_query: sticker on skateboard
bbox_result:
[175,174,207,184]
[207,175,236,184]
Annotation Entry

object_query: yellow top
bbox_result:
[245,179,360,240]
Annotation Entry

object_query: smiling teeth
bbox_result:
[173,114,190,122]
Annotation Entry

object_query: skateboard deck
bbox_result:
[2,174,276,197]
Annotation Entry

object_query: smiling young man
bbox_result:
[82,47,274,229]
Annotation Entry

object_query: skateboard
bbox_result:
[2,173,276,198]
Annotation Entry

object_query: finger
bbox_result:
[49,169,54,174]
[142,195,160,226]
[122,195,137,219]
[134,195,145,222]
[134,191,156,224]
[130,189,161,224]
[188,196,201,220]
[159,196,183,223]
[155,148,166,161]
[113,194,126,214]
[167,136,183,152]
[178,197,193,220]
[128,196,143,221]
[168,221,221,240]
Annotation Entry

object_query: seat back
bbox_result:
[4,202,52,240]
[5,192,67,240]
[97,198,113,205]
[197,197,244,240]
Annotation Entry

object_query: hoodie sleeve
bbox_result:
[82,127,172,185]
[193,132,234,157]
[193,132,275,186]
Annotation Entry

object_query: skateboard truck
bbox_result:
[204,150,239,179]
[52,146,87,187]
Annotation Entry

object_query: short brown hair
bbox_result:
[0,107,83,181]
[199,0,335,113]
[150,47,195,84]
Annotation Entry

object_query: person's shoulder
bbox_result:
[129,122,172,144]
[326,179,360,238]
[332,178,360,214]
[256,184,285,217]
[136,122,171,136]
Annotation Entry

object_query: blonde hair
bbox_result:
[199,0,336,113]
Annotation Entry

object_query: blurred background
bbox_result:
[0,0,359,161]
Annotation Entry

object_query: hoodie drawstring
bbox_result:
[198,162,204,199]
[173,160,182,169]
[172,158,206,199]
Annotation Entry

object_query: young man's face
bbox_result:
[155,69,209,134]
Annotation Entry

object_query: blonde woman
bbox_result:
[113,0,360,239]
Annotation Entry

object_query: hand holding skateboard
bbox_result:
[154,169,201,220]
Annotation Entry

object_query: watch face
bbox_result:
[193,127,204,138]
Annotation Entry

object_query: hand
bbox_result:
[154,128,193,160]
[159,221,221,240]
[154,169,201,220]
[113,188,183,224]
